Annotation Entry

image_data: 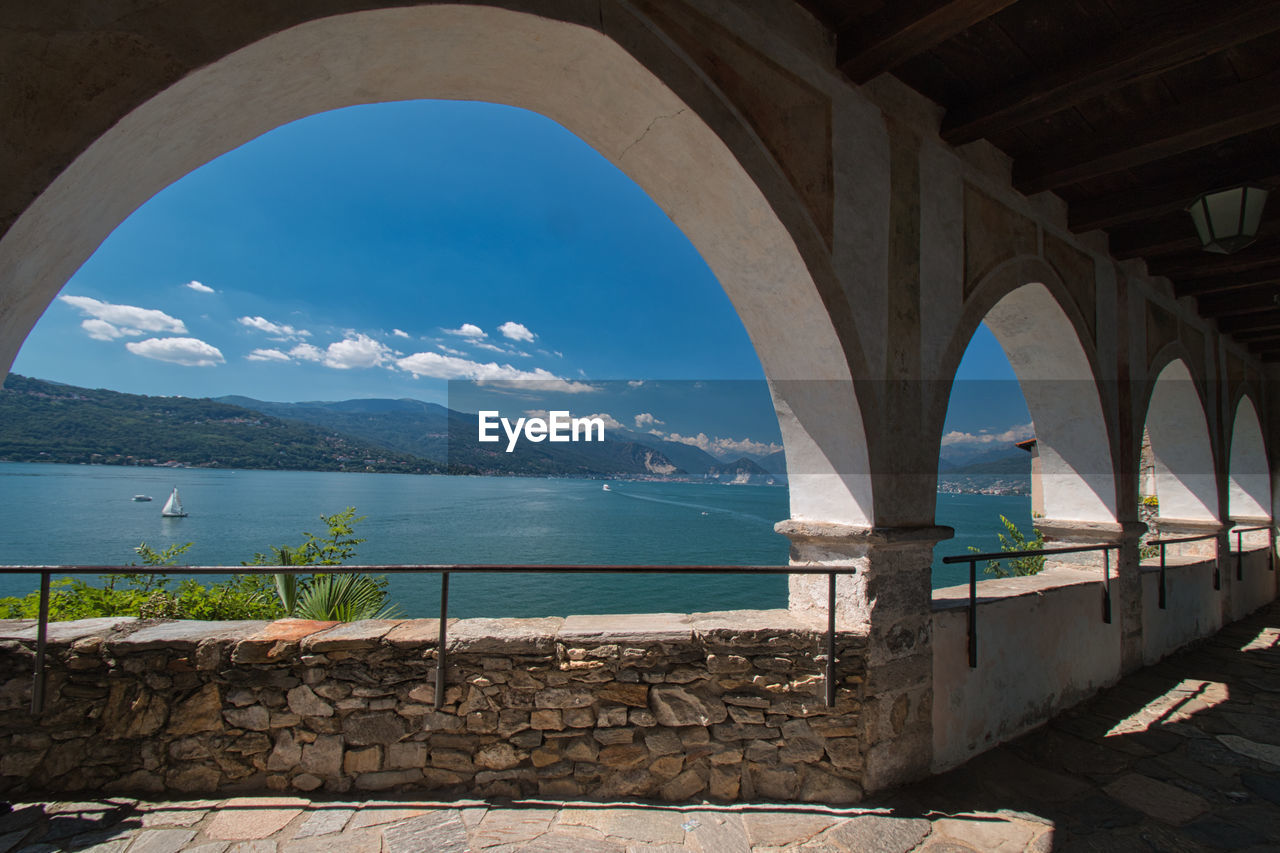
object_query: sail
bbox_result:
[162,488,185,517]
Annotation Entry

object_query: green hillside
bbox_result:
[0,375,441,474]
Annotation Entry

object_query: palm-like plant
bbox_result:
[294,573,399,621]
[247,508,398,621]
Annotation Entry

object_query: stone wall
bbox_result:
[0,611,866,803]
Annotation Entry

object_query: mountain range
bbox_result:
[1,376,1029,488]
[0,376,778,482]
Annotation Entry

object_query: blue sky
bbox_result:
[13,100,1029,457]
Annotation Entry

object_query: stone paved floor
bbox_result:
[6,603,1280,852]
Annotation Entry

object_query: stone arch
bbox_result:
[1228,394,1271,520]
[1142,358,1219,522]
[0,5,873,525]
[941,259,1117,523]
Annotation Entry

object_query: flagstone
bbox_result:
[291,807,355,839]
[742,812,836,847]
[1217,734,1280,767]
[124,829,198,853]
[206,798,307,841]
[346,807,427,831]
[1102,774,1209,825]
[382,811,468,853]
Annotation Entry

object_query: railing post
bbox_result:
[434,571,449,711]
[1159,542,1167,610]
[32,571,50,715]
[1237,530,1244,581]
[967,558,978,668]
[1102,548,1112,624]
[825,571,836,707]
[1214,537,1221,590]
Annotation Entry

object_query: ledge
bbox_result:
[775,520,954,547]
[931,568,1102,612]
[0,610,833,655]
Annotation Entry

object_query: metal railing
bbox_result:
[1146,533,1221,607]
[0,563,852,715]
[942,543,1118,669]
[946,527,1278,670]
[1231,526,1276,580]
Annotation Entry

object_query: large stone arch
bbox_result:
[1228,394,1271,521]
[0,5,873,526]
[940,260,1118,524]
[1142,358,1219,523]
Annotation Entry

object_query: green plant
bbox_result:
[1139,494,1160,559]
[247,508,397,621]
[0,507,393,622]
[293,573,397,621]
[970,515,1046,577]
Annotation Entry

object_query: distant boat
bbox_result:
[602,484,611,491]
[132,495,152,502]
[161,488,187,518]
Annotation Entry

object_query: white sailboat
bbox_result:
[161,488,187,518]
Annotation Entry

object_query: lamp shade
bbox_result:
[1187,185,1269,254]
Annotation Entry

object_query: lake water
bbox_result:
[0,463,1031,616]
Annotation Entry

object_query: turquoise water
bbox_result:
[0,463,1029,616]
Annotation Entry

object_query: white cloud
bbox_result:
[498,321,536,343]
[657,430,783,460]
[59,295,187,339]
[289,343,324,362]
[125,337,224,367]
[473,342,506,353]
[940,422,1034,448]
[238,315,310,340]
[627,380,645,388]
[529,410,622,430]
[581,412,624,430]
[184,280,215,294]
[634,412,663,429]
[436,344,468,357]
[247,348,291,362]
[320,333,392,370]
[395,351,596,393]
[392,328,410,338]
[444,323,486,339]
[80,318,139,341]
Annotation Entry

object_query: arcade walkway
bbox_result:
[4,601,1280,852]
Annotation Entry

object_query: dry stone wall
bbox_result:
[0,612,866,803]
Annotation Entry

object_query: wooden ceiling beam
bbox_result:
[1069,164,1280,233]
[1173,265,1280,299]
[1232,328,1280,343]
[1216,309,1280,334]
[1196,287,1280,318]
[837,0,1019,83]
[1014,70,1280,195]
[1111,213,1280,261]
[942,1,1280,145]
[1153,234,1280,278]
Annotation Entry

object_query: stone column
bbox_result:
[1038,519,1147,675]
[777,520,952,793]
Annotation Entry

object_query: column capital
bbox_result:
[1153,517,1226,536]
[1037,518,1147,544]
[775,520,954,549]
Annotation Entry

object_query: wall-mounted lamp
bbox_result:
[1187,185,1269,254]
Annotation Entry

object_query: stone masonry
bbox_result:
[0,612,867,803]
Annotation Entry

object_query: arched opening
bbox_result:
[0,5,872,528]
[935,322,1036,586]
[1142,359,1218,525]
[974,283,1116,525]
[1228,395,1271,521]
